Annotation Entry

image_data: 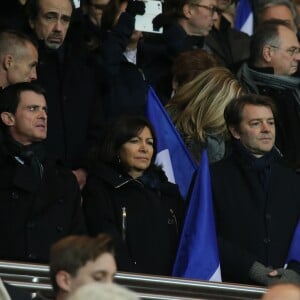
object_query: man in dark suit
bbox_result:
[0,82,86,263]
[211,94,300,285]
[25,0,103,189]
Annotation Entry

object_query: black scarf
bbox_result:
[233,140,281,192]
[4,135,46,193]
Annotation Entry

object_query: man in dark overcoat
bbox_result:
[211,94,300,285]
[0,82,86,263]
[25,0,103,189]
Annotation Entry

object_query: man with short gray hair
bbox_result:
[0,29,38,88]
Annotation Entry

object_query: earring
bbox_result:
[117,155,121,164]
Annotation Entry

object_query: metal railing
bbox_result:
[0,260,266,300]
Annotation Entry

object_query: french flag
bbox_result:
[146,87,221,281]
[234,0,254,35]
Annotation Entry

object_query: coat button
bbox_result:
[11,191,19,200]
[56,225,64,232]
[58,198,64,204]
[265,213,271,221]
[28,253,36,260]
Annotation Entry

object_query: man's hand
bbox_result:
[268,268,300,284]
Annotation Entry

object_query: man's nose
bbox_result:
[30,68,37,81]
[54,20,63,32]
[39,109,47,119]
[294,52,300,61]
[212,10,219,21]
[261,122,271,132]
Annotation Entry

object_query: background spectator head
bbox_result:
[154,0,219,36]
[250,19,300,76]
[81,0,113,27]
[256,0,298,32]
[261,283,300,300]
[0,29,38,88]
[50,234,116,299]
[68,282,140,300]
[26,0,74,49]
[171,49,220,92]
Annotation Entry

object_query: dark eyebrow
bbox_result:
[44,12,59,17]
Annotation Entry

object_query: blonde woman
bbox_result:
[166,67,244,164]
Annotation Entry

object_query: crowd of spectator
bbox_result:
[0,0,300,297]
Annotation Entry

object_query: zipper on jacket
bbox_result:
[122,207,127,241]
[169,208,178,235]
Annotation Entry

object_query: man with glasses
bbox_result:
[143,0,219,102]
[237,19,300,171]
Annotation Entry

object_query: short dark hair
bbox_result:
[95,115,157,169]
[0,82,46,116]
[224,94,277,132]
[50,234,114,294]
[172,49,220,88]
[25,0,75,21]
[250,19,294,65]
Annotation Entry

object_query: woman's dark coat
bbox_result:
[83,162,184,275]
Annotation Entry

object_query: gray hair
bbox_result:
[256,0,298,31]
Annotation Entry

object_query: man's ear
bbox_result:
[262,45,273,63]
[229,126,240,140]
[1,112,15,126]
[55,271,73,293]
[3,54,13,71]
[182,3,192,19]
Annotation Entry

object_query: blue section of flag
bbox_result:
[172,150,221,281]
[146,86,197,199]
[287,221,300,263]
[234,0,253,34]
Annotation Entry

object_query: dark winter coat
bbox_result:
[205,16,250,72]
[211,147,300,284]
[139,22,206,104]
[34,39,103,169]
[92,12,148,121]
[82,162,184,275]
[0,141,86,263]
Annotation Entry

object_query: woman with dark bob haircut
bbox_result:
[83,115,184,275]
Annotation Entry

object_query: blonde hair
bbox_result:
[166,67,243,143]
